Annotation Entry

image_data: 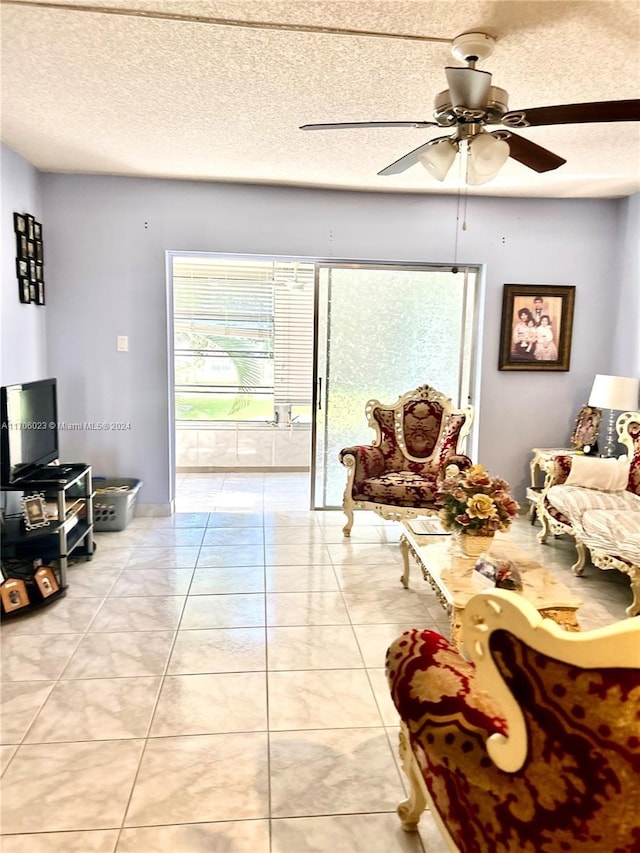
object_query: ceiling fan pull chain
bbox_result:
[461,143,469,231]
[462,184,469,231]
[452,155,465,269]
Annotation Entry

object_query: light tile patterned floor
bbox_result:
[0,473,633,852]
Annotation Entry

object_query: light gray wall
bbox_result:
[611,193,640,377]
[0,146,47,384]
[2,145,637,507]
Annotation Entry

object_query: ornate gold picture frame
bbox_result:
[498,284,575,371]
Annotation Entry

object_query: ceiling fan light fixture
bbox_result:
[467,133,510,184]
[419,138,458,181]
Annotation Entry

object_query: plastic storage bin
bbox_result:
[92,478,142,531]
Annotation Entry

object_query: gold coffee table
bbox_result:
[399,523,582,648]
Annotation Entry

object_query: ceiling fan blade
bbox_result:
[493,131,566,173]
[377,140,445,176]
[445,67,492,110]
[300,120,437,131]
[503,99,640,128]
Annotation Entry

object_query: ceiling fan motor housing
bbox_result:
[433,85,509,126]
[485,86,509,121]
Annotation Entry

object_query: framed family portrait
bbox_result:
[498,284,575,371]
[570,404,602,453]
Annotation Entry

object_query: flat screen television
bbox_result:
[1,378,59,485]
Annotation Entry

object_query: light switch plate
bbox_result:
[117,335,129,352]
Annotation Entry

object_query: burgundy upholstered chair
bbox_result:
[338,385,473,536]
[386,590,640,852]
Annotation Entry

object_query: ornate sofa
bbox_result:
[338,385,473,536]
[386,589,640,852]
[537,411,640,617]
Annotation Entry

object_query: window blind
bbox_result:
[273,281,315,405]
[173,257,315,407]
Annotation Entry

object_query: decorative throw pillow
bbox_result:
[565,454,630,491]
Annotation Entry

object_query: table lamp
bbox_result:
[588,374,640,457]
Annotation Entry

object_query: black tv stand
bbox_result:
[1,463,94,619]
[12,463,86,486]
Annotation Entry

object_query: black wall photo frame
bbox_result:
[14,211,45,306]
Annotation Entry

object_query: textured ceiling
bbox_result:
[1,0,639,198]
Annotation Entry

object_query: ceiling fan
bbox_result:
[300,32,640,185]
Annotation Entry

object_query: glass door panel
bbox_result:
[312,264,477,509]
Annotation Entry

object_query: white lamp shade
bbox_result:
[588,374,640,411]
[467,133,510,185]
[419,138,457,181]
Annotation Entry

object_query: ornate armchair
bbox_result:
[338,385,473,536]
[386,590,640,852]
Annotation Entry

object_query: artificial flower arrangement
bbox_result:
[436,463,520,536]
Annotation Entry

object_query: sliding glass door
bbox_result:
[312,264,478,509]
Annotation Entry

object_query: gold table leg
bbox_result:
[450,608,464,651]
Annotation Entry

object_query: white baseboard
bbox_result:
[135,502,174,517]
